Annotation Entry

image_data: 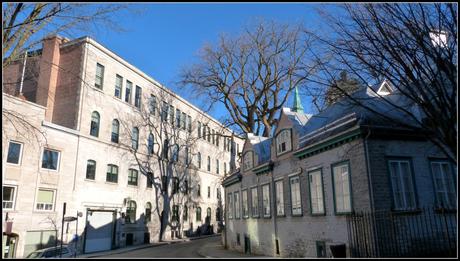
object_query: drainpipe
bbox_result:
[271,167,279,256]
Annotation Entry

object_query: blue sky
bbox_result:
[84,3,338,129]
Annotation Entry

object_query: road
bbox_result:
[99,236,218,258]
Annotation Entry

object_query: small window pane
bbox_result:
[42,149,59,170]
[125,81,132,103]
[86,160,96,180]
[135,86,142,108]
[90,112,100,137]
[3,186,15,209]
[7,141,22,164]
[115,75,123,98]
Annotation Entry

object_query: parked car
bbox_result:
[26,245,74,258]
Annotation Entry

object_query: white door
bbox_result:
[84,211,114,253]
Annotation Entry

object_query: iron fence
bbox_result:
[347,206,457,257]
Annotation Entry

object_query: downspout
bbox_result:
[363,127,379,256]
[271,166,279,256]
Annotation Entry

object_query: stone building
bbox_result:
[222,85,456,257]
[2,35,243,258]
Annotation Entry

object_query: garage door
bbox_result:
[84,210,115,253]
[23,230,57,257]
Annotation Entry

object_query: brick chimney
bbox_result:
[35,35,64,121]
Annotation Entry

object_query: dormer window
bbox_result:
[276,129,292,156]
[243,151,254,171]
[376,81,394,96]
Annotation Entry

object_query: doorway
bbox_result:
[244,235,251,254]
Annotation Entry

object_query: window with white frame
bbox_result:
[36,189,55,211]
[115,74,123,98]
[251,187,259,217]
[333,162,352,213]
[7,141,22,165]
[234,191,240,219]
[430,161,456,209]
[388,159,416,211]
[262,184,271,217]
[243,151,253,171]
[128,169,138,186]
[276,129,292,155]
[3,186,16,209]
[95,63,104,89]
[309,169,325,214]
[125,80,132,103]
[227,193,233,219]
[149,94,156,115]
[275,180,284,216]
[290,176,302,215]
[242,190,249,218]
[41,148,60,171]
[134,86,142,109]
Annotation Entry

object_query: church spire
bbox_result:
[291,87,304,113]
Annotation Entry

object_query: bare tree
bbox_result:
[115,87,228,241]
[179,20,319,137]
[314,3,457,162]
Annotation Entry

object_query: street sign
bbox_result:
[64,216,78,222]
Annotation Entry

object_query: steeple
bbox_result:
[291,87,304,113]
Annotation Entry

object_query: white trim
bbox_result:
[376,80,395,96]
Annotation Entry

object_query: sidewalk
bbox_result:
[78,234,219,258]
[196,238,271,258]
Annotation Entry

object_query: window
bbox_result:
[161,101,169,121]
[126,201,136,223]
[243,151,253,171]
[196,207,202,222]
[198,122,202,138]
[3,186,16,209]
[212,129,215,145]
[146,172,153,188]
[125,80,132,103]
[431,160,456,209]
[224,163,227,175]
[163,139,169,159]
[216,133,220,147]
[207,186,211,198]
[181,112,186,130]
[185,147,190,165]
[183,179,189,194]
[36,189,55,211]
[172,145,179,162]
[187,115,192,133]
[172,205,179,221]
[90,111,100,137]
[234,191,240,219]
[216,159,219,174]
[227,193,233,219]
[134,86,142,109]
[169,105,175,125]
[115,74,123,98]
[387,159,416,211]
[111,119,119,143]
[183,206,188,221]
[290,176,302,215]
[86,160,96,180]
[197,184,201,197]
[275,180,284,216]
[7,141,22,164]
[106,164,118,183]
[251,187,259,217]
[197,152,201,169]
[333,162,352,213]
[202,125,207,140]
[207,127,211,142]
[128,169,138,186]
[309,169,325,215]
[216,207,221,221]
[262,184,271,217]
[172,177,179,194]
[217,188,221,200]
[276,129,292,155]
[149,95,157,115]
[145,202,152,223]
[242,190,249,218]
[132,127,139,150]
[41,149,60,170]
[206,207,211,219]
[176,108,181,128]
[148,133,154,155]
[207,156,211,172]
[95,63,104,89]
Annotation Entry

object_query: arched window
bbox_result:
[148,133,154,155]
[216,159,219,174]
[126,200,136,224]
[216,207,221,221]
[111,119,119,143]
[207,207,211,218]
[86,160,96,180]
[207,156,211,172]
[145,202,152,223]
[276,129,292,155]
[196,207,202,222]
[197,152,201,169]
[90,111,100,137]
[132,127,139,150]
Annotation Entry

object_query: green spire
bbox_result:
[292,87,304,113]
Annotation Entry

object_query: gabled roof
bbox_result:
[247,134,272,165]
[283,107,312,136]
